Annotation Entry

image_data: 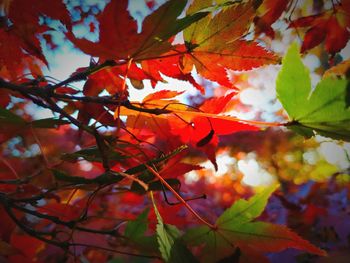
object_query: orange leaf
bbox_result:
[140,47,206,93]
[324,58,350,78]
[143,90,184,103]
[182,1,278,86]
[200,92,235,114]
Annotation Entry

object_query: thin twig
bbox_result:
[119,171,148,191]
[145,164,216,229]
[0,157,19,179]
[70,243,160,259]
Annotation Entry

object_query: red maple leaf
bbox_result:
[67,0,205,61]
[254,0,290,38]
[0,0,70,78]
[290,0,350,54]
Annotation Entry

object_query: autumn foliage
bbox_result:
[0,0,350,262]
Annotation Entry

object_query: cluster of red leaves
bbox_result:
[254,0,350,55]
[0,0,70,79]
[289,0,350,54]
[0,0,71,108]
[254,0,289,38]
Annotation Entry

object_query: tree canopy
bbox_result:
[0,0,350,262]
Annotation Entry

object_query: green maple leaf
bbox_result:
[183,185,325,263]
[123,208,159,255]
[151,193,198,263]
[125,208,150,240]
[277,43,350,141]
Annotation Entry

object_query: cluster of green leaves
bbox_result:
[277,43,350,141]
[121,185,325,263]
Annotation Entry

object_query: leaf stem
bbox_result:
[145,164,216,229]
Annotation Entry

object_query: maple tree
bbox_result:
[0,0,350,262]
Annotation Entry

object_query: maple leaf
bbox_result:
[125,208,149,240]
[143,90,185,103]
[160,158,202,179]
[83,68,124,96]
[0,107,27,143]
[77,101,116,127]
[181,0,278,87]
[0,89,10,108]
[183,185,326,263]
[151,193,198,262]
[277,43,350,141]
[254,0,290,38]
[1,26,47,67]
[77,63,161,126]
[119,91,258,169]
[0,0,70,78]
[123,208,159,255]
[140,47,206,93]
[67,0,208,61]
[0,107,69,143]
[8,0,71,28]
[0,240,20,257]
[0,206,16,243]
[289,1,350,54]
[9,234,44,262]
[7,0,71,63]
[119,91,259,130]
[0,29,44,79]
[323,58,350,78]
[81,62,152,98]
